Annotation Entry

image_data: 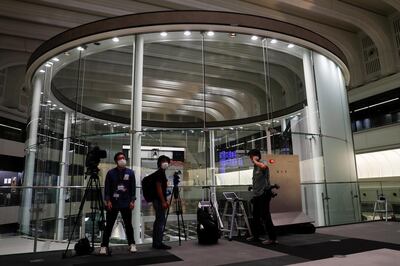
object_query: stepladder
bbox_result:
[221,192,252,241]
[373,194,393,222]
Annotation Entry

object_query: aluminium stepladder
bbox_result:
[221,192,252,241]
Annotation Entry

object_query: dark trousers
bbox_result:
[152,199,166,247]
[101,208,135,247]
[252,191,277,241]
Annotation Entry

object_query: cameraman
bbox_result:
[151,155,172,250]
[99,152,137,255]
[247,149,278,245]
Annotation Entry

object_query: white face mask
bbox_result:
[161,162,169,169]
[117,159,127,168]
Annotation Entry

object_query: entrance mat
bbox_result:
[235,234,400,260]
[0,248,182,266]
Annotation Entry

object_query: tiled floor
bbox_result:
[0,221,399,265]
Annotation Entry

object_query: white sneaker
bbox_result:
[129,244,137,253]
[99,246,108,255]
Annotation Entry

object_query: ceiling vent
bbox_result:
[360,34,381,78]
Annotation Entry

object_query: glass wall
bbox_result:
[15,29,360,252]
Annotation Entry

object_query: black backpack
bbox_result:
[74,237,91,255]
[142,172,156,202]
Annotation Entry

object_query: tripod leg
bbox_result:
[63,178,91,257]
[176,200,181,246]
[177,196,187,241]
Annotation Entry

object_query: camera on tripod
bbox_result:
[85,146,107,176]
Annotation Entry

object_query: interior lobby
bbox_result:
[0,1,399,266]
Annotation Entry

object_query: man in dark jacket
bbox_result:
[99,152,137,255]
[151,155,171,250]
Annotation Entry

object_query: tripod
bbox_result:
[62,170,106,258]
[164,185,187,246]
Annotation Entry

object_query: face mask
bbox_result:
[161,162,169,169]
[117,159,127,168]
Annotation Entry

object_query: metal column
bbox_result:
[130,35,144,244]
[56,112,71,240]
[20,75,42,234]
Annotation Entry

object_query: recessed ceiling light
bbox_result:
[46,100,52,103]
[39,70,45,73]
[184,31,191,36]
[112,37,119,42]
[160,32,167,37]
[77,46,85,51]
[270,39,277,44]
[90,119,94,121]
[45,63,51,67]
[207,31,214,36]
[297,113,301,115]
[103,123,107,126]
[51,57,60,62]
[251,35,258,40]
[288,44,295,48]
[229,33,236,38]
[52,104,57,107]
[59,107,63,110]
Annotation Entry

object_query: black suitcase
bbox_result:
[197,186,222,245]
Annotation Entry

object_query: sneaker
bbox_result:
[99,246,108,255]
[262,239,278,245]
[246,236,260,242]
[129,244,137,253]
[153,243,171,250]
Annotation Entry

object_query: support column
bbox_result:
[301,50,325,226]
[20,75,42,234]
[56,112,71,240]
[209,130,223,228]
[130,35,144,244]
[266,128,272,154]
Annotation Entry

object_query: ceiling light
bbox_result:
[90,119,94,121]
[46,100,51,103]
[251,35,258,40]
[207,31,214,36]
[184,31,191,36]
[52,104,57,107]
[229,33,236,38]
[288,43,295,48]
[270,39,277,44]
[112,37,119,42]
[103,123,107,126]
[160,32,167,37]
[59,107,63,110]
[51,57,60,62]
[77,46,85,51]
[64,52,70,56]
[39,70,45,73]
[45,63,51,67]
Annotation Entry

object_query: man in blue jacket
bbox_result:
[99,152,137,255]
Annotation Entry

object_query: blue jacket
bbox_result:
[104,167,136,209]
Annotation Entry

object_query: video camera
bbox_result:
[173,170,182,187]
[85,146,107,175]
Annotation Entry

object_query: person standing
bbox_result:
[151,155,172,250]
[99,152,137,255]
[247,149,278,245]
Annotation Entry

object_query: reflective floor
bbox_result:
[1,221,399,265]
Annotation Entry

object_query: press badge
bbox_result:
[113,193,119,198]
[123,174,129,180]
[117,185,125,191]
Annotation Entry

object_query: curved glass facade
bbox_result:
[22,26,360,246]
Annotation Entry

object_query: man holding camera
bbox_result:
[247,149,278,245]
[99,152,137,255]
